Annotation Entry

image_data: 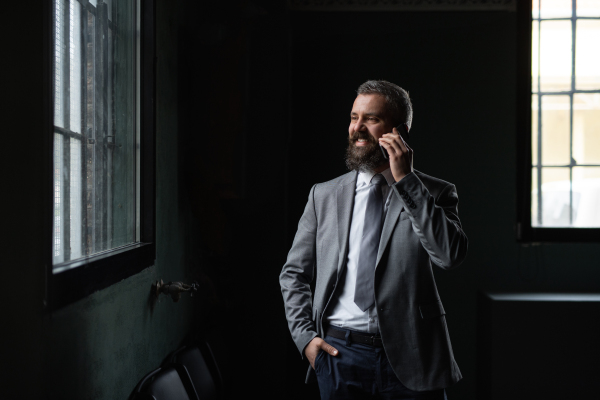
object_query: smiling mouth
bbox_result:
[355,138,369,146]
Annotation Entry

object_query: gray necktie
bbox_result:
[354,173,386,312]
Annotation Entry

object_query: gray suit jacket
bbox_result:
[279,170,468,391]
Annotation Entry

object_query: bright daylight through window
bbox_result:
[53,0,139,270]
[531,0,600,228]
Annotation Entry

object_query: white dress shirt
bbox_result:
[325,167,396,334]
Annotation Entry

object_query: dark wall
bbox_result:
[2,0,296,398]
[3,0,205,398]
[41,1,201,398]
[4,3,600,400]
[286,10,600,400]
[2,1,46,398]
[175,1,292,398]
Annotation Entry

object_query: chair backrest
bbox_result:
[171,345,220,400]
[133,365,198,400]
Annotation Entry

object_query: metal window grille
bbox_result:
[52,0,136,267]
[532,0,600,228]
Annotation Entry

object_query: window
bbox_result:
[47,0,155,308]
[518,0,600,242]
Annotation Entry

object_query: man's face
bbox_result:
[345,94,394,172]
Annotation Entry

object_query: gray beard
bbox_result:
[345,138,387,173]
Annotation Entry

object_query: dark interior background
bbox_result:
[3,1,600,399]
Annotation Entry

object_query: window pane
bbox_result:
[532,94,539,165]
[53,0,138,268]
[106,0,113,19]
[532,167,540,226]
[111,0,138,249]
[577,0,600,17]
[572,167,600,227]
[533,0,540,19]
[529,0,600,232]
[541,0,572,19]
[69,0,81,133]
[541,95,571,165]
[573,93,600,165]
[54,0,66,129]
[540,20,572,92]
[70,138,82,259]
[54,134,64,264]
[540,167,571,227]
[575,20,600,90]
[532,20,540,93]
[533,167,600,227]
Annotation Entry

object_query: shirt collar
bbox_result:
[358,167,395,187]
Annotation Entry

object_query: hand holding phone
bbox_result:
[380,123,410,160]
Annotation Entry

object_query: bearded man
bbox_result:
[280,80,468,400]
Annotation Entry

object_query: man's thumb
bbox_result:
[321,341,339,356]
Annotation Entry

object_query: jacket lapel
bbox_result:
[336,172,358,274]
[376,191,403,267]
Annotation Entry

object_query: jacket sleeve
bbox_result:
[392,172,468,269]
[279,184,319,358]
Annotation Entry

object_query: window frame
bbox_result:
[516,0,600,243]
[43,0,156,310]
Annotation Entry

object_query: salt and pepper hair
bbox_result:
[357,80,413,130]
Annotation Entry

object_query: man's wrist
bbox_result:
[302,334,320,358]
[394,173,406,183]
[394,170,414,184]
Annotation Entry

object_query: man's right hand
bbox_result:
[305,337,339,369]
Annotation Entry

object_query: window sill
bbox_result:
[48,242,155,311]
[519,227,600,243]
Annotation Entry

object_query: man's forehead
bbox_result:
[351,94,387,116]
[353,94,385,107]
[350,110,384,117]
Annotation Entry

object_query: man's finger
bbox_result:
[393,127,408,153]
[320,340,339,356]
[379,138,397,156]
[380,136,402,155]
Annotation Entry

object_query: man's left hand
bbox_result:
[379,127,413,182]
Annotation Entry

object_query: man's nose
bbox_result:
[354,117,366,132]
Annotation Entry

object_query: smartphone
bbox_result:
[379,123,410,160]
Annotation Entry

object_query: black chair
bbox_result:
[132,364,199,400]
[167,343,223,400]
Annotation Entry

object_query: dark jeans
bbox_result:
[315,327,447,400]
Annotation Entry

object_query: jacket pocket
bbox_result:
[419,300,446,319]
[314,348,326,373]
